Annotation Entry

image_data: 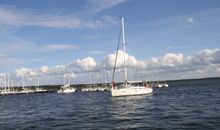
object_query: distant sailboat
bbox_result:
[0,73,21,95]
[19,75,35,94]
[111,17,153,97]
[35,74,47,93]
[157,83,163,88]
[1,73,10,95]
[156,81,169,88]
[163,82,169,87]
[57,84,75,94]
[57,73,75,94]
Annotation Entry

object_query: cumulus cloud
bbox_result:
[148,53,190,68]
[15,68,37,77]
[63,73,76,78]
[41,65,67,75]
[146,49,220,76]
[75,57,96,71]
[41,66,49,73]
[186,49,219,68]
[103,50,138,68]
[1,48,220,87]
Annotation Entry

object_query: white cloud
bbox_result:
[86,0,129,13]
[0,6,117,29]
[45,65,66,75]
[161,53,185,67]
[0,52,6,58]
[88,51,105,55]
[146,49,220,75]
[102,15,119,25]
[103,50,138,68]
[190,49,220,66]
[75,57,96,71]
[187,17,194,24]
[54,65,66,71]
[43,44,77,51]
[63,73,76,78]
[41,66,49,73]
[15,68,36,77]
[1,48,220,87]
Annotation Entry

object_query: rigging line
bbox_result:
[112,25,122,82]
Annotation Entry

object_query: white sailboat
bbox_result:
[163,82,169,87]
[156,81,169,88]
[57,73,75,94]
[111,17,153,97]
[157,83,163,88]
[35,74,47,93]
[0,73,17,95]
[57,84,75,94]
[1,73,10,95]
[19,75,35,94]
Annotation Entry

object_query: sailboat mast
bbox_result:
[22,75,24,88]
[121,17,127,82]
[7,73,10,88]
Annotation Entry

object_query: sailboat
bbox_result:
[0,73,17,95]
[1,73,10,95]
[111,17,153,97]
[35,74,47,93]
[164,83,169,87]
[57,84,75,94]
[156,81,169,88]
[57,73,75,94]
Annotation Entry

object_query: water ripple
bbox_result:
[0,79,220,130]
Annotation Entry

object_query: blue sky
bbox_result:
[0,0,220,85]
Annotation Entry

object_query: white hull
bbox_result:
[164,83,169,87]
[57,84,76,94]
[57,88,75,94]
[111,86,153,97]
[19,89,36,94]
[158,84,163,88]
[157,83,169,88]
[0,90,17,95]
[35,88,47,93]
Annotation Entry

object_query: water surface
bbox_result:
[0,79,220,130]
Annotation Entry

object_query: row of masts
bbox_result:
[0,73,46,95]
[0,71,167,96]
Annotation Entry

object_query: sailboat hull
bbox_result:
[111,86,153,97]
[57,86,76,94]
[57,84,76,94]
[57,89,75,94]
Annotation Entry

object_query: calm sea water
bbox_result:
[0,79,220,130]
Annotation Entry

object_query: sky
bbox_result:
[0,0,220,86]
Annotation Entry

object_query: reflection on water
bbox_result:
[109,94,153,129]
[111,94,152,101]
